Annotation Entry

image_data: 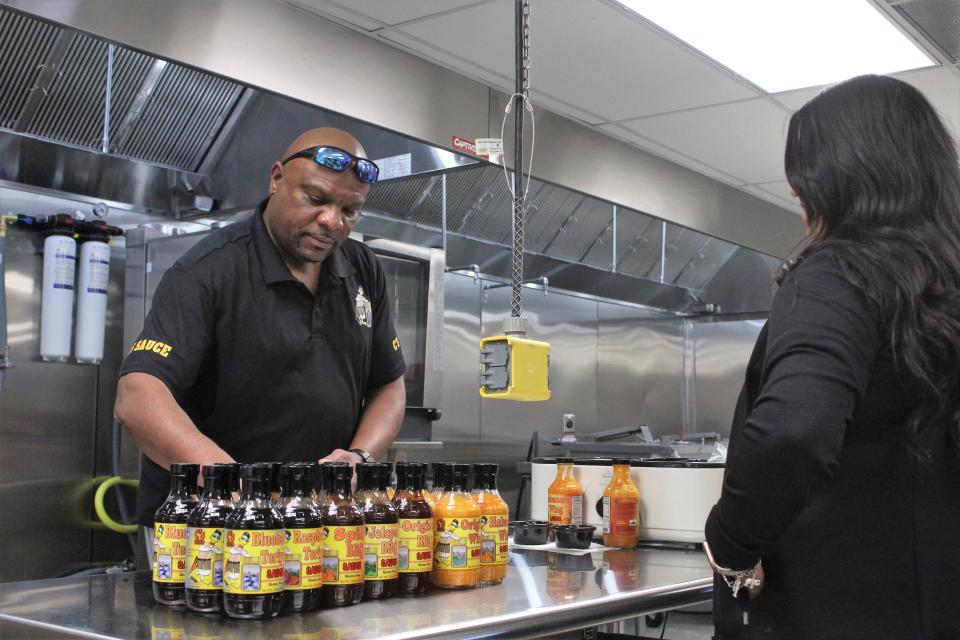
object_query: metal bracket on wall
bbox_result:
[445,264,480,282]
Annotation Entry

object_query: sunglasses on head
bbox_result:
[281,145,379,184]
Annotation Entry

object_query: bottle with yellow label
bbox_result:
[319,462,365,606]
[392,462,433,595]
[223,463,285,619]
[356,462,399,600]
[186,464,233,612]
[279,462,323,613]
[432,463,481,590]
[547,457,583,526]
[472,463,509,586]
[152,462,199,606]
[602,458,640,549]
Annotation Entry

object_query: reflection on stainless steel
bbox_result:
[0,548,711,639]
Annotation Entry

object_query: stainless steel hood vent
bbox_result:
[364,164,750,295]
[0,5,243,172]
[886,0,960,62]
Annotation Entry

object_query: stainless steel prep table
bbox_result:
[0,547,712,639]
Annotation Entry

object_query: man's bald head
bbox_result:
[282,127,367,161]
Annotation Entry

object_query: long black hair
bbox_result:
[784,74,960,457]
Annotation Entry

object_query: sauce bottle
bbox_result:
[602,459,640,549]
[280,462,323,613]
[186,464,233,612]
[266,462,283,505]
[431,463,481,590]
[392,462,433,595]
[547,458,583,526]
[152,462,199,606]
[214,462,241,504]
[319,462,365,606]
[472,463,509,586]
[223,463,285,619]
[356,462,399,600]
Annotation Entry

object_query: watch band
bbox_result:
[348,448,374,463]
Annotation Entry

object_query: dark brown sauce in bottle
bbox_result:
[392,462,433,595]
[280,462,324,613]
[356,463,399,600]
[185,465,233,612]
[152,463,199,606]
[223,463,285,619]
[320,462,365,606]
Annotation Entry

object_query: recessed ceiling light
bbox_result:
[617,0,935,93]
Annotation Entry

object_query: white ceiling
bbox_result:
[287,0,960,216]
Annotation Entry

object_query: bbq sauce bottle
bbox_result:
[319,463,365,606]
[223,463,285,619]
[280,462,324,613]
[431,463,481,590]
[356,463,399,600]
[152,462,199,606]
[473,463,510,586]
[186,465,234,612]
[392,462,433,595]
[214,462,241,504]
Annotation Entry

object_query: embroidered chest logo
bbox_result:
[355,286,373,327]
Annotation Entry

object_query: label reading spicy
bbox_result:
[398,518,433,573]
[603,497,639,535]
[186,526,225,590]
[152,522,188,583]
[480,513,509,566]
[283,527,323,590]
[223,529,285,595]
[363,523,399,581]
[548,493,583,526]
[433,516,481,571]
[322,525,364,585]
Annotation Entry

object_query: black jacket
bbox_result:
[706,248,960,640]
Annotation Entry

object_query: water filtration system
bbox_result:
[75,240,111,364]
[40,234,77,362]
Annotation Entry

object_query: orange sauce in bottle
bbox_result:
[472,463,509,586]
[431,463,480,590]
[547,458,583,526]
[602,459,640,548]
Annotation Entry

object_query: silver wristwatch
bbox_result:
[348,448,375,463]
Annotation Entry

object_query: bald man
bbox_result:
[116,128,406,529]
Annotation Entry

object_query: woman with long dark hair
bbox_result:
[704,74,960,639]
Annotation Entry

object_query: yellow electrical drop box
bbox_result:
[479,335,551,401]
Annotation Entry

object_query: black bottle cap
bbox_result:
[284,462,314,494]
[242,462,272,480]
[269,462,282,493]
[448,463,470,488]
[214,463,240,492]
[612,458,632,466]
[169,463,192,476]
[356,462,383,490]
[556,457,574,463]
[472,463,498,476]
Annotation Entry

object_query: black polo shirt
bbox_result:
[121,202,406,525]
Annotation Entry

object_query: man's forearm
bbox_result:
[115,372,234,470]
[351,376,406,459]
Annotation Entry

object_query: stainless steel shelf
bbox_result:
[0,547,712,639]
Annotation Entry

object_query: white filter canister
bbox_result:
[40,235,77,362]
[74,240,111,364]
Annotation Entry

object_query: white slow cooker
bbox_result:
[530,457,724,544]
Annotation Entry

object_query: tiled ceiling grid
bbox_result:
[286,0,960,218]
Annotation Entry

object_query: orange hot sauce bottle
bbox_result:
[602,459,640,548]
[472,463,509,586]
[431,463,481,590]
[547,458,583,526]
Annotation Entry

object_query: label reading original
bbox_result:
[398,518,433,573]
[223,529,285,595]
[480,513,509,566]
[283,527,323,590]
[433,516,481,571]
[186,526,225,590]
[548,493,584,526]
[322,525,364,585]
[152,522,188,583]
[364,523,399,580]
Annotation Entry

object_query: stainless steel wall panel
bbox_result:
[597,304,685,435]
[691,318,765,437]
[431,272,481,443]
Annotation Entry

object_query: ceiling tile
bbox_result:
[770,66,960,139]
[616,98,792,184]
[383,0,759,123]
[286,0,489,30]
